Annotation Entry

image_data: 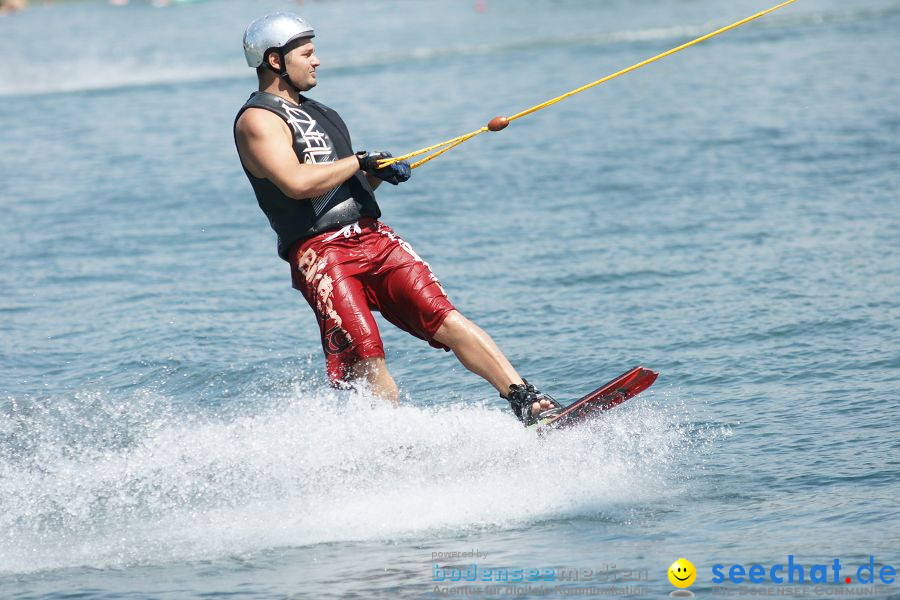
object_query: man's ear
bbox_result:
[266,50,281,71]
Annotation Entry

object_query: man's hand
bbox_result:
[356,151,412,185]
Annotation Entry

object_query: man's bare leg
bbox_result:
[347,312,551,416]
[433,310,553,416]
[349,356,399,407]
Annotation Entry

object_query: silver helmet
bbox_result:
[243,13,315,68]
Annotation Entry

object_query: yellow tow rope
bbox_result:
[378,0,798,170]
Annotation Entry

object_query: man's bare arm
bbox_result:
[235,108,359,199]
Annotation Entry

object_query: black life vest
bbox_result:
[234,91,381,260]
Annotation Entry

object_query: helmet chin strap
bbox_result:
[266,49,302,94]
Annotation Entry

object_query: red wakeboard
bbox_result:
[531,366,658,433]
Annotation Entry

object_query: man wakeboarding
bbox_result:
[233,13,561,425]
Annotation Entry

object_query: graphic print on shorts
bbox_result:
[294,246,352,355]
[277,99,340,216]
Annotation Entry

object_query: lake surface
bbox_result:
[1,0,898,598]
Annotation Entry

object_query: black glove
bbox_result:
[355,151,412,185]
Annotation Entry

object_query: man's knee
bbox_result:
[434,310,469,345]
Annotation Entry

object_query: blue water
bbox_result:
[2,0,899,598]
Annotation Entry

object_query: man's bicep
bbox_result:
[237,111,303,196]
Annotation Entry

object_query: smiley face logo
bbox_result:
[668,558,697,588]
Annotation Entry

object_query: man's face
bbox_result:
[283,39,320,91]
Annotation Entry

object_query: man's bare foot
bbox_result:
[531,397,556,416]
[504,381,562,425]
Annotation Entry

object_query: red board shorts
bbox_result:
[288,218,456,385]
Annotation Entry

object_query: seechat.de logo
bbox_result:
[711,555,896,585]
